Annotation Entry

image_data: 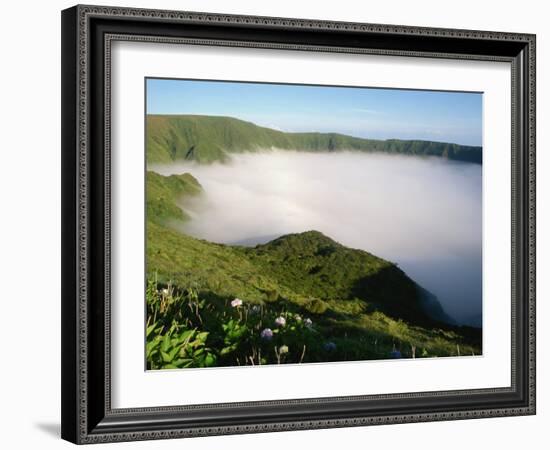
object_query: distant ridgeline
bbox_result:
[147,114,482,164]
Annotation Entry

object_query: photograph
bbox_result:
[144,78,484,370]
[57,2,536,445]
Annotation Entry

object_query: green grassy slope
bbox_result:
[245,231,436,326]
[147,114,482,164]
[146,171,202,223]
[148,223,438,327]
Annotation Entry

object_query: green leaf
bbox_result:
[220,344,237,355]
[188,339,203,349]
[222,320,234,333]
[168,347,180,361]
[161,350,172,363]
[176,329,195,345]
[161,333,171,352]
[146,337,162,357]
[196,331,209,343]
[204,353,217,367]
[171,358,192,368]
[146,322,158,338]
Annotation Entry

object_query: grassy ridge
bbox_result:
[147,114,482,164]
[146,171,202,223]
[145,171,481,368]
[147,222,440,327]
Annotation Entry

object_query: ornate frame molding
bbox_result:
[61,4,536,444]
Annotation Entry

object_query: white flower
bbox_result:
[231,298,243,308]
[161,288,169,296]
[304,318,313,328]
[294,314,302,322]
[279,345,289,355]
[260,328,274,341]
[275,316,286,327]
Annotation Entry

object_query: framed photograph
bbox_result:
[61,4,536,444]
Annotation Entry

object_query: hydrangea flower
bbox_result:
[304,318,313,328]
[279,345,289,355]
[274,316,286,327]
[260,328,274,341]
[389,344,402,359]
[390,349,402,359]
[324,342,337,352]
[231,298,243,308]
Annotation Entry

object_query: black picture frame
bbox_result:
[61,4,536,444]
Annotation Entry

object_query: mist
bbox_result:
[151,151,482,326]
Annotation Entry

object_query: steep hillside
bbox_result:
[146,171,202,223]
[147,114,483,164]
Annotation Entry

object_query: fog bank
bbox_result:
[151,151,482,326]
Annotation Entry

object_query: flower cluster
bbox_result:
[166,292,322,366]
[390,349,402,359]
[260,328,274,341]
[231,298,243,307]
[278,345,289,355]
[324,341,337,352]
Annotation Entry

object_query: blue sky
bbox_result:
[146,78,482,146]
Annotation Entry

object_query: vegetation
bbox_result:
[146,171,202,223]
[145,170,482,369]
[146,278,481,370]
[147,114,482,165]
